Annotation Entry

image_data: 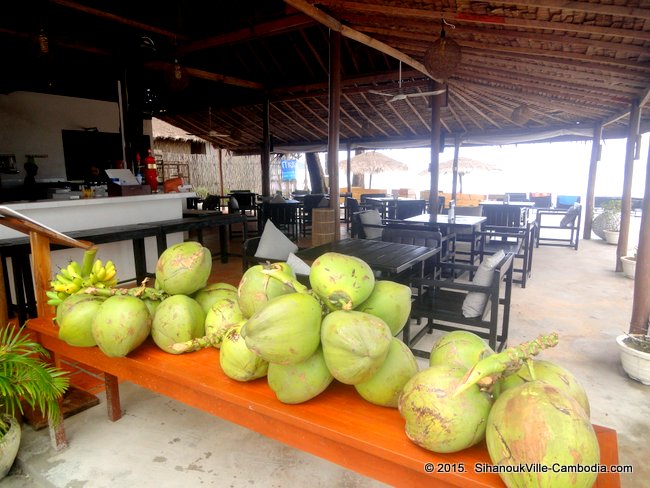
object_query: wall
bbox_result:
[0,91,120,187]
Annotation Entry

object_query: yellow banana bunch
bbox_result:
[48,257,119,306]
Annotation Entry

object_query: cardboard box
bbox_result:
[108,183,151,197]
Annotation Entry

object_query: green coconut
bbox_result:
[398,364,493,453]
[240,293,322,364]
[429,330,495,371]
[204,297,247,348]
[58,294,105,347]
[320,310,392,385]
[220,325,268,382]
[494,359,591,417]
[355,280,412,335]
[237,262,297,318]
[267,346,333,404]
[355,338,418,407]
[155,241,212,296]
[309,252,375,310]
[192,282,238,314]
[151,294,206,354]
[92,295,152,357]
[486,381,599,488]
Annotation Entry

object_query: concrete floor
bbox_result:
[5,232,650,487]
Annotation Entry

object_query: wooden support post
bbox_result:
[616,100,641,271]
[583,123,602,240]
[261,98,271,197]
[327,30,341,241]
[630,140,650,335]
[428,82,444,213]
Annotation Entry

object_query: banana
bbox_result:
[92,259,102,275]
[55,273,72,284]
[46,290,61,300]
[63,283,79,294]
[53,283,68,293]
[95,267,107,282]
[59,268,72,280]
[103,267,116,281]
[67,261,82,279]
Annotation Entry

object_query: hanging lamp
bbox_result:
[423,20,462,81]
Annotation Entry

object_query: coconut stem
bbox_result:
[80,246,98,277]
[169,334,217,354]
[261,265,308,293]
[453,332,559,396]
[81,282,168,301]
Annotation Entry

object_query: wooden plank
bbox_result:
[25,316,620,488]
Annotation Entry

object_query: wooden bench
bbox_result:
[1,207,621,488]
[25,317,620,488]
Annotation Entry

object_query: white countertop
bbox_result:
[6,192,195,211]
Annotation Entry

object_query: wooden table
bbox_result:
[404,214,487,234]
[25,316,620,488]
[295,238,439,279]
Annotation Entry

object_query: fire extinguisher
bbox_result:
[143,148,158,192]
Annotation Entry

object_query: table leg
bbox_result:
[105,373,122,421]
[132,238,147,283]
[219,225,228,263]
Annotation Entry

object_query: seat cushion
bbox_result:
[287,252,311,276]
[462,249,505,318]
[254,220,298,261]
[560,205,580,227]
[359,210,383,239]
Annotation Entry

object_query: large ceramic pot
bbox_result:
[603,229,619,245]
[0,415,21,480]
[620,256,636,279]
[617,335,650,386]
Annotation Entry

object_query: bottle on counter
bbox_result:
[448,200,456,223]
[143,149,158,192]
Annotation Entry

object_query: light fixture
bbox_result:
[423,19,462,81]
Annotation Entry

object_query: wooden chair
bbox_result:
[535,204,582,250]
[395,199,427,220]
[475,221,536,288]
[407,251,514,358]
[380,226,443,282]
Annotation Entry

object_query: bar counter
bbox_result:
[1,193,192,287]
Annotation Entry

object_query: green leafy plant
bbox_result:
[0,325,69,435]
[194,186,209,200]
[602,200,622,232]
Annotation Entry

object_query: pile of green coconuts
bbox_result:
[53,241,602,488]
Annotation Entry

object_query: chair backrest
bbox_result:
[346,197,360,214]
[530,194,553,208]
[455,205,483,217]
[505,192,529,202]
[395,199,427,220]
[483,204,524,227]
[360,193,386,202]
[303,194,327,211]
[203,195,222,211]
[381,226,441,248]
[557,195,581,209]
[351,209,383,239]
[230,191,256,209]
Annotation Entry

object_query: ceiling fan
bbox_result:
[369,61,446,102]
[186,107,232,138]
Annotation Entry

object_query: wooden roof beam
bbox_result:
[178,14,314,54]
[48,0,188,40]
[317,1,650,42]
[283,0,441,82]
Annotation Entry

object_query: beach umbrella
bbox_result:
[421,157,501,193]
[340,151,408,188]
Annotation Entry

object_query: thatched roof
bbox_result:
[2,1,649,153]
[340,151,408,175]
[152,118,204,143]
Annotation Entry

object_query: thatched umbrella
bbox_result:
[421,157,501,194]
[340,151,408,188]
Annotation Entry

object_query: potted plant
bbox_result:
[0,325,69,479]
[601,200,621,245]
[620,246,636,279]
[616,333,650,385]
